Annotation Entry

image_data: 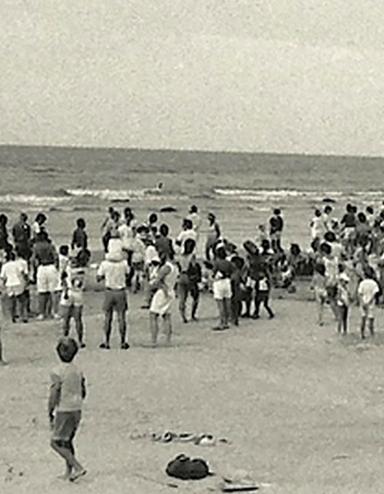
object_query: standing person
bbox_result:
[311,262,327,326]
[96,251,130,349]
[269,209,284,253]
[320,242,339,321]
[230,256,246,326]
[118,208,136,267]
[49,337,87,482]
[211,246,234,331]
[187,205,202,240]
[322,205,334,232]
[176,219,197,253]
[32,231,59,320]
[100,207,116,252]
[12,212,32,262]
[32,212,48,240]
[53,245,71,320]
[358,268,380,339]
[310,209,326,241]
[0,214,11,257]
[176,239,201,323]
[0,250,29,323]
[205,213,221,261]
[155,224,175,260]
[61,262,87,348]
[253,270,274,319]
[71,218,88,256]
[130,229,146,293]
[149,251,178,347]
[340,203,357,252]
[336,273,351,334]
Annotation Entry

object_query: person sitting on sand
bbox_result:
[49,337,87,482]
[149,250,178,347]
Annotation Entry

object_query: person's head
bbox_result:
[182,218,193,231]
[366,206,374,215]
[346,203,354,213]
[352,205,358,214]
[324,231,336,243]
[183,238,196,255]
[273,208,281,216]
[5,250,15,262]
[20,212,28,222]
[314,262,326,276]
[0,214,8,227]
[357,212,367,223]
[261,239,271,251]
[59,245,69,257]
[148,213,158,225]
[189,205,198,214]
[112,210,120,223]
[108,206,115,216]
[290,243,301,256]
[320,242,332,257]
[76,218,86,229]
[364,267,376,279]
[324,205,333,214]
[124,207,133,219]
[56,337,79,363]
[215,246,226,260]
[35,212,47,225]
[258,224,266,231]
[36,230,49,243]
[231,255,245,271]
[159,223,169,237]
[314,209,322,217]
[207,212,215,224]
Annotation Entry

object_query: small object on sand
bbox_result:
[160,206,178,213]
[220,471,259,492]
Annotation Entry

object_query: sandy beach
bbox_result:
[2,282,384,494]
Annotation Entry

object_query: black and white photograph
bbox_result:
[1,1,384,492]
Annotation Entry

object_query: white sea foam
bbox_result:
[0,194,72,206]
[65,187,164,201]
[214,188,384,202]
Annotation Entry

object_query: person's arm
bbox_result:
[150,264,171,290]
[215,223,221,238]
[96,262,105,283]
[48,380,61,427]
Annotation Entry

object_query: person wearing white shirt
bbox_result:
[358,268,380,339]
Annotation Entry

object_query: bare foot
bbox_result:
[69,469,87,482]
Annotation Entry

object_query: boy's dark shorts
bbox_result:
[255,291,270,303]
[52,411,81,441]
[103,289,128,312]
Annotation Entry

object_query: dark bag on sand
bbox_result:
[166,454,210,480]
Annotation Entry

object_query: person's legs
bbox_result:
[163,313,172,344]
[223,297,231,327]
[317,296,325,326]
[190,283,200,320]
[242,289,252,317]
[342,306,348,334]
[62,305,72,337]
[178,282,188,323]
[149,312,160,346]
[368,316,375,336]
[253,296,261,319]
[215,299,225,328]
[9,296,17,322]
[116,309,128,348]
[263,294,274,318]
[102,309,113,347]
[360,315,367,339]
[18,291,28,322]
[38,292,49,319]
[52,291,62,319]
[73,306,85,346]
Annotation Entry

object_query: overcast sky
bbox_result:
[1,0,384,155]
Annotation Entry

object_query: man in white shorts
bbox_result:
[358,268,380,339]
[32,231,59,320]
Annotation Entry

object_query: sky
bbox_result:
[1,0,384,156]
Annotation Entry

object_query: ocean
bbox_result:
[0,145,383,249]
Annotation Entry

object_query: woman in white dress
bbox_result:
[149,250,178,347]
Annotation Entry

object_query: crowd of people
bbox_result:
[2,200,384,481]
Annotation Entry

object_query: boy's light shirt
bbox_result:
[50,362,84,412]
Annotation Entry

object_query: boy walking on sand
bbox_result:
[49,337,86,481]
[358,268,380,339]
